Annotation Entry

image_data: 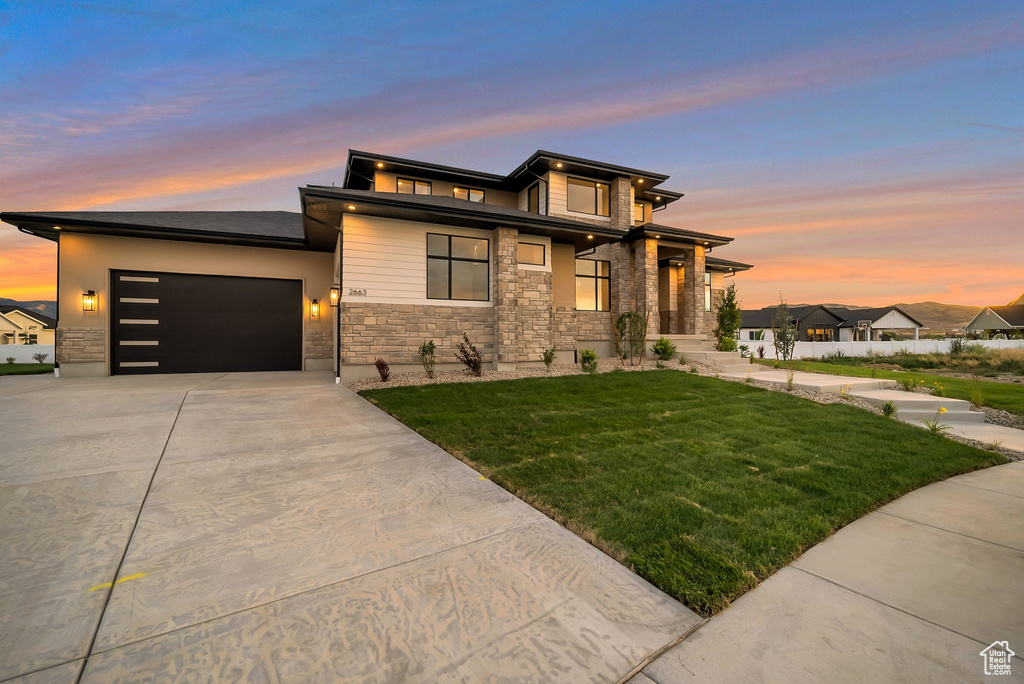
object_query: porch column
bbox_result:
[634,238,659,335]
[682,246,706,335]
[494,226,518,370]
[675,264,686,334]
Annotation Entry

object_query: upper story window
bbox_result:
[427,233,489,301]
[567,177,610,216]
[453,186,484,202]
[517,242,545,266]
[527,183,540,213]
[704,272,712,312]
[575,259,610,311]
[398,178,431,195]
[634,202,645,224]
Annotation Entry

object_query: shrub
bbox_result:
[689,366,698,374]
[652,336,676,361]
[418,340,436,379]
[542,346,556,370]
[882,400,898,418]
[579,348,598,374]
[896,377,916,392]
[786,369,795,391]
[373,358,391,382]
[32,352,48,364]
[970,375,984,407]
[718,337,738,352]
[772,298,797,360]
[656,360,666,369]
[455,334,483,376]
[744,376,754,384]
[949,338,965,355]
[825,349,847,359]
[713,282,742,351]
[678,354,687,365]
[5,356,14,364]
[756,344,766,359]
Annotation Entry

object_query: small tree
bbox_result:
[613,311,648,365]
[455,334,483,376]
[772,297,797,361]
[712,282,742,352]
[32,352,49,364]
[579,348,599,374]
[418,340,436,378]
[541,346,556,371]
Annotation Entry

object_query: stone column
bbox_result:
[494,226,518,370]
[634,238,659,335]
[682,246,706,335]
[609,176,633,231]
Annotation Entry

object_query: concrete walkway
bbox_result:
[0,372,698,683]
[642,461,1024,683]
[725,368,1024,453]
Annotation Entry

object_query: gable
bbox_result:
[0,313,23,332]
[3,309,47,329]
[966,308,1013,331]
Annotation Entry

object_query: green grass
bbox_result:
[362,371,1002,615]
[0,363,54,376]
[756,359,1024,417]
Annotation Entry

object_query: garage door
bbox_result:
[111,270,303,375]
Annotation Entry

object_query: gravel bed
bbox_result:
[979,406,1024,430]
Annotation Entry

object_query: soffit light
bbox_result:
[347,205,356,210]
[655,196,661,201]
[555,162,563,168]
[655,235,661,239]
[586,234,594,239]
[704,241,709,245]
[637,178,644,184]
[376,162,384,168]
[53,226,61,230]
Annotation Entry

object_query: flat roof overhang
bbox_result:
[0,213,321,251]
[345,150,508,192]
[301,187,625,251]
[629,224,733,249]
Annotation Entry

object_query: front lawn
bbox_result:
[0,363,54,376]
[755,358,1024,417]
[362,371,1003,615]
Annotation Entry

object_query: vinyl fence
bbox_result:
[752,339,1024,360]
[1,344,56,364]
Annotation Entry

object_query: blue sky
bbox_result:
[1,0,1021,305]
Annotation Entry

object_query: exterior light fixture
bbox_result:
[655,234,661,239]
[587,234,594,240]
[82,290,97,311]
[310,298,320,318]
[655,196,661,201]
[555,162,563,168]
[53,226,61,231]
[376,162,384,168]
[704,241,710,246]
[637,178,644,184]
[347,205,356,210]
[329,286,340,307]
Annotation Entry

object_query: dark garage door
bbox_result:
[111,270,303,375]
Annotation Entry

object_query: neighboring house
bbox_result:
[740,304,923,344]
[0,305,56,346]
[0,149,752,378]
[966,305,1024,336]
[1010,292,1024,306]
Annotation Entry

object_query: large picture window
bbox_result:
[567,177,610,216]
[427,233,489,301]
[398,178,431,195]
[575,259,610,311]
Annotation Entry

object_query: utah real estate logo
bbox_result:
[980,641,1014,676]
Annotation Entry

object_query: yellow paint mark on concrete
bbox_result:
[478,476,486,480]
[88,572,148,592]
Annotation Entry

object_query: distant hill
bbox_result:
[0,298,56,319]
[789,301,982,333]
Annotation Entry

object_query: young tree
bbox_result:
[712,282,742,352]
[772,297,797,361]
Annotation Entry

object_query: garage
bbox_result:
[111,270,303,375]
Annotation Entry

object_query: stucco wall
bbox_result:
[57,233,334,375]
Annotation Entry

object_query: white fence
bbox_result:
[1,344,55,364]
[749,339,1024,360]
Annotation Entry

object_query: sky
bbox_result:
[0,0,1021,307]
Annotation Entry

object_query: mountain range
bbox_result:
[0,298,56,319]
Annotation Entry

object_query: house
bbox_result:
[0,149,752,378]
[966,305,1024,336]
[0,305,56,346]
[739,304,923,344]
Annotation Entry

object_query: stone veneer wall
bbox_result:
[551,307,578,351]
[56,328,105,363]
[339,303,495,365]
[515,268,553,362]
[304,329,332,360]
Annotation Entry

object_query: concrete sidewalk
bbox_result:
[641,462,1024,683]
[1,372,699,683]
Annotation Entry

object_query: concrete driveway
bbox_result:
[0,372,698,683]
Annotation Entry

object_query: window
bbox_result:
[805,328,834,342]
[517,242,545,266]
[397,178,431,195]
[427,233,489,301]
[567,177,610,216]
[18,333,38,345]
[704,272,712,312]
[575,259,610,311]
[634,202,645,224]
[453,186,484,202]
[527,183,540,213]
[748,329,765,341]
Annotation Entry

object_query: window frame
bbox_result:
[704,272,712,312]
[453,186,485,203]
[397,177,432,195]
[426,232,490,302]
[527,182,540,214]
[575,258,611,311]
[566,176,610,217]
[517,241,546,266]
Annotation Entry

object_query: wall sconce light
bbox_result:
[82,290,97,312]
[329,286,340,307]
[310,298,320,318]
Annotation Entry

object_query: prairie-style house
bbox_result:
[1,149,751,378]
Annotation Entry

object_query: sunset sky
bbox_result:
[1,1,1021,307]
